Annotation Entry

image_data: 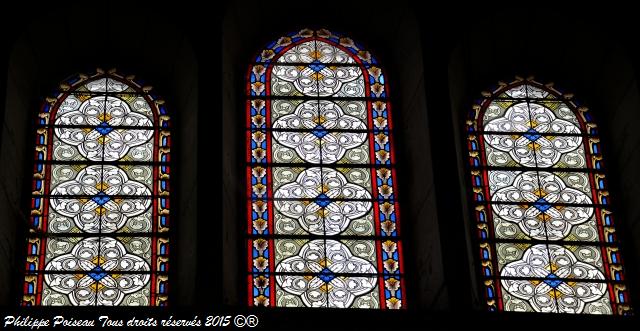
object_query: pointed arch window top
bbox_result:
[250,29,387,100]
[467,77,631,315]
[254,28,378,66]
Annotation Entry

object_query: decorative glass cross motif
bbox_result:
[314,193,331,207]
[319,268,336,282]
[88,266,108,281]
[523,128,542,142]
[96,122,114,135]
[533,197,551,212]
[543,273,562,289]
[92,192,111,206]
[311,124,329,138]
[309,60,327,73]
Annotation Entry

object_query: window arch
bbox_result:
[22,70,170,306]
[247,28,404,309]
[467,77,631,314]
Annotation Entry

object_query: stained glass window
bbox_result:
[22,69,170,306]
[467,77,631,314]
[247,28,404,308]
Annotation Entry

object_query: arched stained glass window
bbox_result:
[467,77,631,314]
[247,28,404,309]
[23,70,170,306]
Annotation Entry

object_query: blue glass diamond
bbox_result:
[309,60,326,73]
[88,266,107,281]
[311,125,329,138]
[318,268,335,282]
[533,197,551,212]
[523,128,541,141]
[543,273,563,288]
[92,192,111,206]
[96,122,113,135]
[315,193,331,207]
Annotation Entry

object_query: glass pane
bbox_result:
[483,102,532,132]
[270,99,305,123]
[483,136,538,167]
[41,276,99,306]
[51,135,90,162]
[269,72,307,97]
[116,94,156,124]
[276,40,358,65]
[54,96,152,127]
[315,40,357,65]
[335,100,367,121]
[43,236,84,266]
[553,145,587,169]
[535,101,581,127]
[276,40,318,64]
[482,100,522,124]
[271,138,308,164]
[483,143,525,167]
[332,71,365,98]
[53,127,154,162]
[77,77,131,93]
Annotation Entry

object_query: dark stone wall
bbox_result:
[0,1,637,328]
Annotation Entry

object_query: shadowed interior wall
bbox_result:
[0,2,636,327]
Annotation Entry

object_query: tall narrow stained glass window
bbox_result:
[467,77,631,314]
[247,28,404,308]
[23,70,170,306]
